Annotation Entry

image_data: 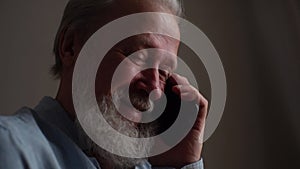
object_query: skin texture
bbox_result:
[55,0,208,168]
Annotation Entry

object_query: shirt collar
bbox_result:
[34,96,82,147]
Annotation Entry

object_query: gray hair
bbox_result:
[51,0,184,78]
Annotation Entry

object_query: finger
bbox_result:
[180,92,198,101]
[192,97,208,133]
[172,85,200,102]
[174,84,209,117]
[170,73,190,85]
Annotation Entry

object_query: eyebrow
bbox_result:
[133,34,162,49]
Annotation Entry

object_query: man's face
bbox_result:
[96,33,180,122]
[94,4,181,122]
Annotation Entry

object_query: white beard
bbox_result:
[74,90,155,169]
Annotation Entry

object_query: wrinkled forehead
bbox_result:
[112,33,180,55]
[100,12,180,40]
[95,12,181,53]
[133,13,180,40]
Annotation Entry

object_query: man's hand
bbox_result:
[149,73,208,169]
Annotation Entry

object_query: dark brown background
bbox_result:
[0,0,299,169]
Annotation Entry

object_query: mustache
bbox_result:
[130,91,154,112]
[114,88,154,112]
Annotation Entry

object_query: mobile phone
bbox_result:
[154,78,181,134]
[156,77,199,138]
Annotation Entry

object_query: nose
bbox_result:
[140,68,163,100]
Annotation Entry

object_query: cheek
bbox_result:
[95,54,141,96]
[110,60,142,92]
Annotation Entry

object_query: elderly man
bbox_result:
[0,0,208,168]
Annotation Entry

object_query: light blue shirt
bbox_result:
[0,97,204,169]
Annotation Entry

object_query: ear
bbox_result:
[58,27,81,71]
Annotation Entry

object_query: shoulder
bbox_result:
[0,107,46,168]
[0,107,39,136]
[0,107,45,149]
[0,107,99,169]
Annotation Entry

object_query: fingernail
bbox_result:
[172,85,181,94]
